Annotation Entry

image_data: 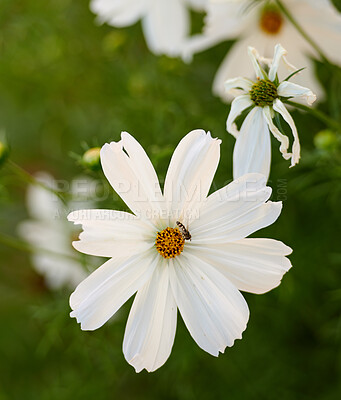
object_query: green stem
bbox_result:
[282,99,341,131]
[6,160,68,205]
[275,0,330,65]
[0,232,80,262]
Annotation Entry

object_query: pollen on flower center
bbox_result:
[155,227,185,259]
[260,7,283,35]
[250,79,278,107]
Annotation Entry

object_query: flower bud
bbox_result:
[81,147,101,171]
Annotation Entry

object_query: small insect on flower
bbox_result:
[176,221,192,241]
[68,130,292,373]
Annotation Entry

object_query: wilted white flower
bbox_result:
[18,173,97,290]
[90,0,208,56]
[182,0,341,100]
[225,44,316,180]
[68,130,292,372]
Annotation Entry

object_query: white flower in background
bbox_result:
[226,44,316,180]
[182,0,341,100]
[18,173,97,290]
[68,130,292,373]
[90,0,208,56]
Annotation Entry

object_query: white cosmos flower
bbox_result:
[90,0,208,56]
[182,0,341,100]
[18,173,96,290]
[226,44,316,180]
[68,130,292,373]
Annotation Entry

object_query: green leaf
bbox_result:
[283,67,306,82]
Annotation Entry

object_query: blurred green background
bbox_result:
[1,0,341,399]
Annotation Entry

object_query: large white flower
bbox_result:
[182,0,341,100]
[226,44,316,180]
[68,130,292,372]
[90,0,208,56]
[18,173,95,290]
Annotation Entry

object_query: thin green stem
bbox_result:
[282,99,341,131]
[275,0,330,64]
[6,160,68,205]
[0,232,80,262]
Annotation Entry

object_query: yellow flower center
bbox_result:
[250,79,278,107]
[155,227,185,259]
[260,7,283,35]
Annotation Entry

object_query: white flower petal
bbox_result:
[226,95,253,138]
[100,132,165,222]
[18,220,86,289]
[181,0,248,63]
[278,81,316,106]
[224,77,253,95]
[68,209,154,258]
[262,106,290,161]
[298,0,341,67]
[232,107,271,180]
[169,254,249,356]
[213,35,264,100]
[142,0,189,56]
[268,44,296,82]
[190,173,282,243]
[18,220,68,254]
[186,238,292,295]
[164,130,221,226]
[273,99,300,167]
[181,33,223,63]
[123,261,177,373]
[34,254,87,289]
[70,250,158,331]
[184,0,210,11]
[25,172,62,220]
[90,0,148,27]
[248,46,265,80]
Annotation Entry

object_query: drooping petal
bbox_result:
[262,106,290,161]
[123,261,177,373]
[232,107,271,180]
[226,94,253,138]
[273,99,300,167]
[142,0,189,56]
[268,43,296,82]
[277,81,316,105]
[190,173,282,244]
[90,0,148,27]
[68,209,154,258]
[70,250,158,330]
[169,254,249,356]
[100,132,165,223]
[185,238,292,294]
[163,130,221,226]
